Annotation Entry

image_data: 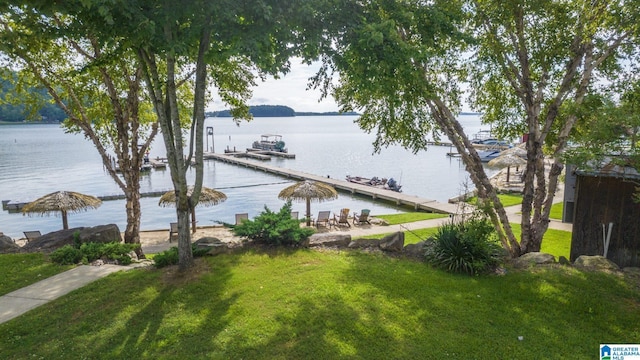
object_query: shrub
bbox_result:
[50,242,140,265]
[50,245,83,265]
[233,201,314,246]
[153,243,210,268]
[426,217,504,275]
[153,247,179,268]
[78,242,140,264]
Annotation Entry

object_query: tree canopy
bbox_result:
[317,0,640,256]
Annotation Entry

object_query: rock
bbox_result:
[22,224,122,253]
[379,232,404,252]
[194,236,223,246]
[574,255,620,271]
[128,251,139,261]
[306,233,351,248]
[623,267,640,277]
[512,252,556,268]
[369,218,389,226]
[558,256,571,266]
[77,224,122,244]
[404,240,429,259]
[194,237,228,256]
[0,234,21,253]
[299,237,310,248]
[348,238,381,249]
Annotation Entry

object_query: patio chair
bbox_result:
[333,208,351,227]
[169,222,178,243]
[290,211,299,220]
[23,231,41,242]
[314,211,331,229]
[235,213,249,225]
[353,209,371,226]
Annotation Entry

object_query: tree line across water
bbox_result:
[0,77,66,123]
[207,105,359,117]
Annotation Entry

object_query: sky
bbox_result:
[208,59,341,113]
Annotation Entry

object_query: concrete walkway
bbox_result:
[0,265,128,324]
[0,201,573,325]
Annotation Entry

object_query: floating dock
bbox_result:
[203,152,459,214]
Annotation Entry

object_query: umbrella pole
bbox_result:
[306,198,311,227]
[62,210,69,230]
[191,208,197,234]
[506,166,511,183]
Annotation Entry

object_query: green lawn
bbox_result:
[468,193,523,207]
[374,212,448,225]
[365,222,572,259]
[0,250,637,359]
[549,202,563,220]
[508,223,572,259]
[0,253,73,296]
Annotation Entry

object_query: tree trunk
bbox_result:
[176,210,193,269]
[124,186,144,259]
[430,99,521,257]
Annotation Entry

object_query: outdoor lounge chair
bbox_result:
[23,231,41,242]
[235,213,249,225]
[314,211,331,229]
[169,222,178,243]
[333,208,351,227]
[353,209,371,226]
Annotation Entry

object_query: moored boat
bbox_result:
[345,175,402,192]
[251,134,287,153]
[478,149,502,162]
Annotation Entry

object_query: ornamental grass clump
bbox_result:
[426,216,504,275]
[233,201,314,246]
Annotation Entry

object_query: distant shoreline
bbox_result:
[0,112,482,124]
[0,120,61,125]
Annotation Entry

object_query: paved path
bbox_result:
[0,265,130,324]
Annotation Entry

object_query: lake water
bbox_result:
[0,115,492,239]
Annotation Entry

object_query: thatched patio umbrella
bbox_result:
[278,180,338,226]
[499,143,527,158]
[488,153,528,182]
[159,186,227,233]
[22,191,102,230]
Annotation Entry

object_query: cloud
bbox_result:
[208,60,340,113]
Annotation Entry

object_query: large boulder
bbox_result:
[512,252,556,269]
[193,236,229,256]
[404,240,429,260]
[348,238,381,249]
[22,224,122,253]
[574,255,619,271]
[379,232,404,252]
[0,234,21,253]
[305,233,351,248]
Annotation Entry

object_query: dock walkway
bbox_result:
[204,152,459,214]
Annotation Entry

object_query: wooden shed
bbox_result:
[569,163,640,267]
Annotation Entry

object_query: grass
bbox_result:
[549,202,563,220]
[0,253,74,296]
[467,193,524,207]
[509,223,572,260]
[374,212,448,225]
[364,222,572,259]
[0,250,637,359]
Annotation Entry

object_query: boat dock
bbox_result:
[203,152,459,214]
[2,190,174,212]
[4,154,459,215]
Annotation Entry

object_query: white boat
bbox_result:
[250,134,287,153]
